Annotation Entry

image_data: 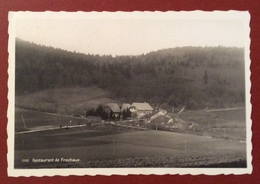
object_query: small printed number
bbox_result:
[22,159,29,163]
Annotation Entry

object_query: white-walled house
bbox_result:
[129,102,154,118]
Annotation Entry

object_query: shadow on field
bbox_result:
[15,128,121,150]
[193,159,247,168]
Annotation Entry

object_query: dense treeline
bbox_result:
[15,38,245,109]
[86,105,131,120]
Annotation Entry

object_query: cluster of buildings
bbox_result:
[103,102,154,119]
[86,102,188,131]
[103,102,186,128]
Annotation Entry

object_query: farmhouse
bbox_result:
[148,113,188,130]
[103,103,121,118]
[135,108,190,130]
[140,110,166,123]
[103,103,131,119]
[129,102,154,118]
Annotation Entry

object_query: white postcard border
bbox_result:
[7,11,252,177]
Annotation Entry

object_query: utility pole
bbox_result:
[21,115,27,129]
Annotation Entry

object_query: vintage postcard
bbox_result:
[7,11,251,176]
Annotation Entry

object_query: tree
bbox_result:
[96,105,103,117]
[122,108,131,120]
[186,98,198,110]
[86,108,95,117]
[101,111,109,120]
[167,94,182,107]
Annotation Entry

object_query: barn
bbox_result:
[103,103,121,118]
[103,103,131,119]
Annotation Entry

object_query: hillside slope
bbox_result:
[15,38,245,109]
[15,87,115,115]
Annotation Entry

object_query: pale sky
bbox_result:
[11,11,250,56]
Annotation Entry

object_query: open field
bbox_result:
[15,129,246,168]
[15,108,88,132]
[14,108,247,168]
[179,108,246,141]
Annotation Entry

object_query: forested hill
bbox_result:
[15,38,245,109]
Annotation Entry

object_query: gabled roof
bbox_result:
[167,113,188,124]
[131,102,153,111]
[105,103,131,113]
[140,111,161,119]
[105,103,121,113]
[151,115,171,123]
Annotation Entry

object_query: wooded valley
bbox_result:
[15,38,245,110]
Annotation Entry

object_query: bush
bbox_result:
[186,98,198,110]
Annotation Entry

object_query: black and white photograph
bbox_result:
[7,11,251,176]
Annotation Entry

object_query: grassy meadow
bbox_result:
[15,87,115,115]
[15,108,88,132]
[179,108,246,141]
[15,127,246,168]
